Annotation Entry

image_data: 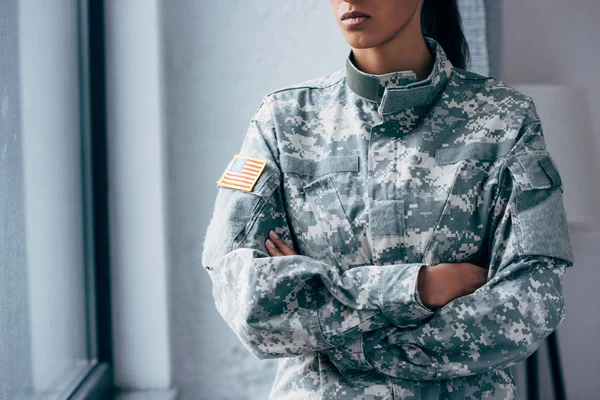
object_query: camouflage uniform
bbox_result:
[201,37,574,399]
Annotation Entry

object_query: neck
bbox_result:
[351,32,434,82]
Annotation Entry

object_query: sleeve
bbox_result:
[358,113,575,380]
[201,98,435,360]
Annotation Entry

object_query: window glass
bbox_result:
[0,1,95,398]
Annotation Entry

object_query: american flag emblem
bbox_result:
[216,154,268,192]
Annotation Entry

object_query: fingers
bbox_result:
[266,237,284,256]
[269,230,297,255]
[265,230,297,256]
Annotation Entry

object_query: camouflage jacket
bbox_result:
[202,37,574,399]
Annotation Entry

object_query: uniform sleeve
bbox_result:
[358,115,574,380]
[201,98,434,360]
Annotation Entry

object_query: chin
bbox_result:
[343,34,380,50]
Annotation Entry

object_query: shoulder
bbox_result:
[258,68,346,110]
[266,67,345,95]
[451,68,534,105]
[449,67,539,125]
[253,68,347,124]
[438,68,544,172]
[248,68,346,142]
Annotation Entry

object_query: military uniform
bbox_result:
[201,37,574,399]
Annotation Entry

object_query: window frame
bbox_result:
[68,0,114,397]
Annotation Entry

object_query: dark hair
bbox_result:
[421,0,470,69]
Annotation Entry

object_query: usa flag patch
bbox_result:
[217,155,268,192]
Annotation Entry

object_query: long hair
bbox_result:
[421,0,470,69]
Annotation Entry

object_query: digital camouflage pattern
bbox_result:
[201,37,574,399]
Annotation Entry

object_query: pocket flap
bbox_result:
[435,140,516,165]
[303,175,370,269]
[507,152,562,191]
[280,154,359,177]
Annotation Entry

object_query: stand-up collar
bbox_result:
[344,37,453,115]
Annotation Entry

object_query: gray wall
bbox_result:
[484,0,503,79]
[0,1,32,396]
[104,0,173,391]
[503,1,600,399]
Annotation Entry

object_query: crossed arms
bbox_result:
[201,101,573,381]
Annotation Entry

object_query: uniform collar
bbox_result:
[344,37,453,115]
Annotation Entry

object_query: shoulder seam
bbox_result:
[498,114,543,170]
[452,68,489,81]
[519,117,541,132]
[265,73,345,96]
[258,97,283,175]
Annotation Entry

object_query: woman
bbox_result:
[202,0,574,399]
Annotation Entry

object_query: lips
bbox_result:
[341,10,371,21]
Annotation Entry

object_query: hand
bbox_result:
[265,230,298,256]
[417,262,488,310]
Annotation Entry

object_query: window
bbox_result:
[0,1,111,398]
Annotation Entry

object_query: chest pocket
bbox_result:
[420,143,504,266]
[280,154,370,272]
